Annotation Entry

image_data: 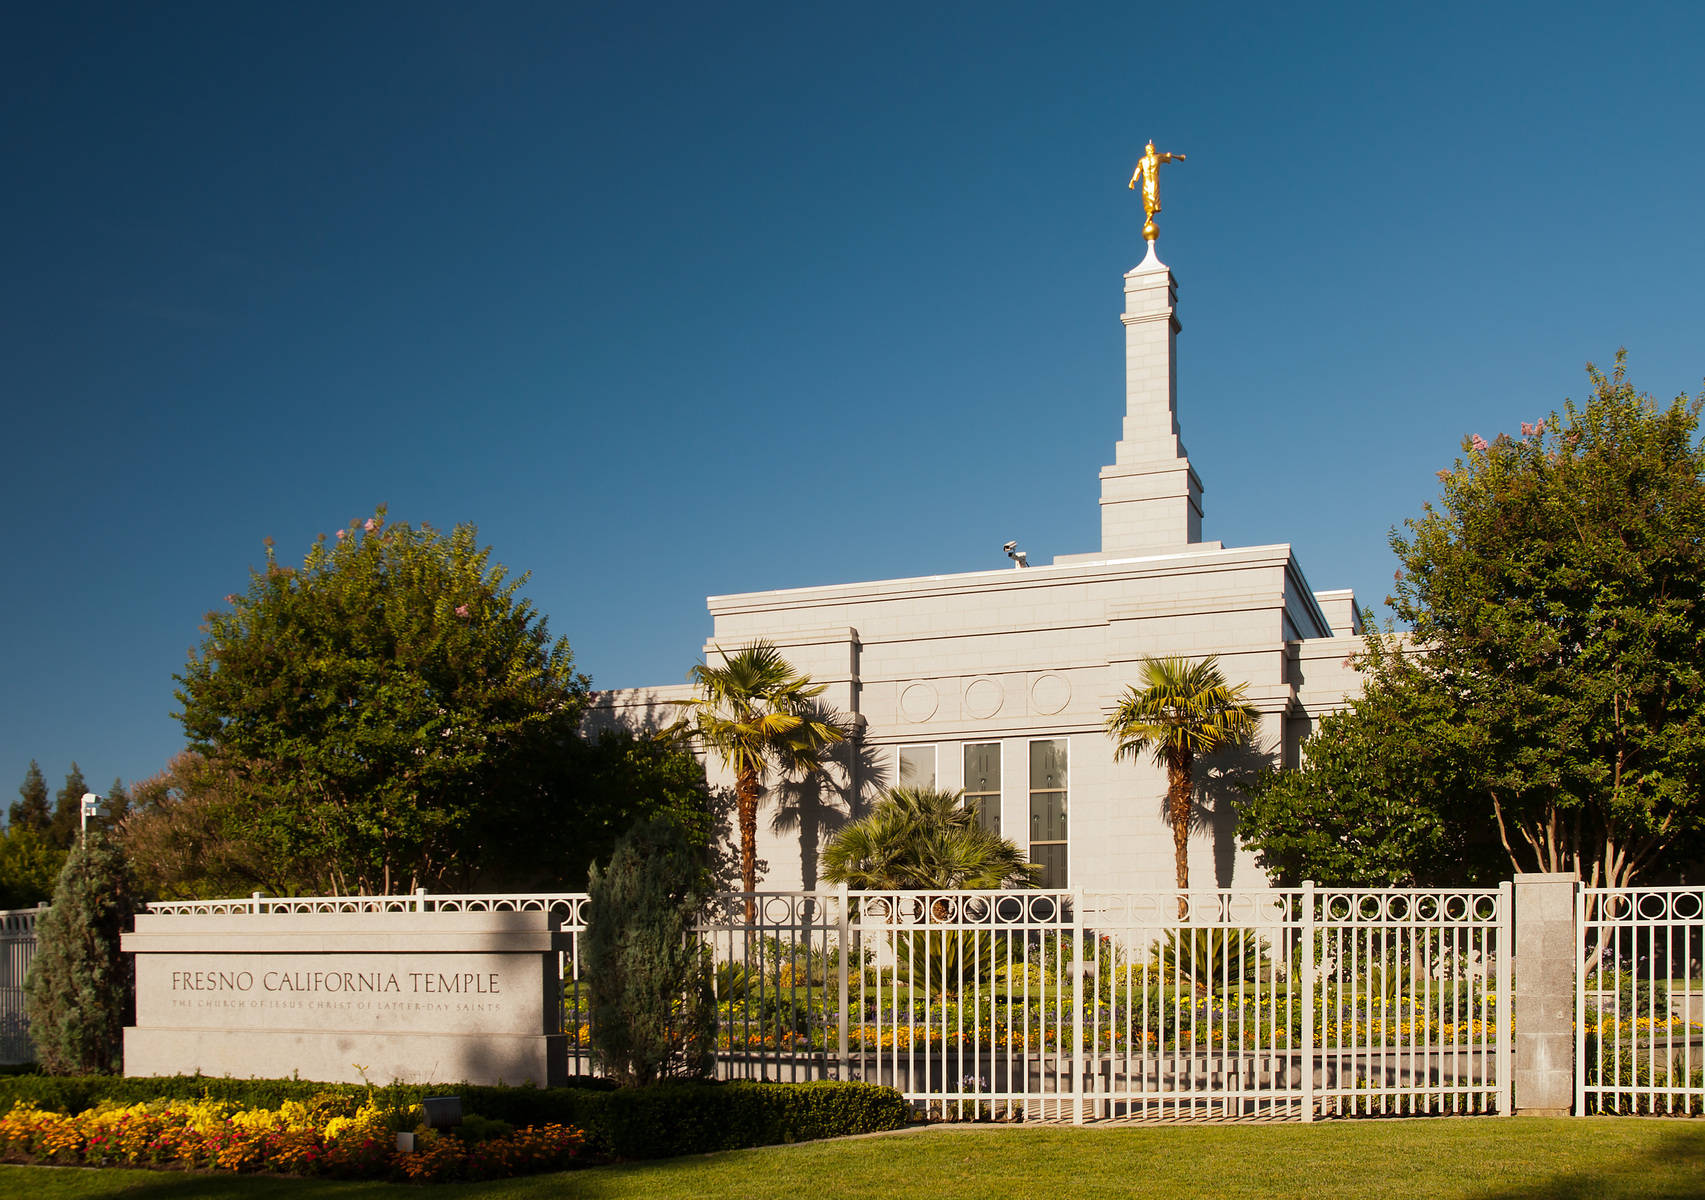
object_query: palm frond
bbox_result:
[821,785,1037,889]
[1105,655,1258,765]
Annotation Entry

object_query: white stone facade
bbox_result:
[594,247,1367,893]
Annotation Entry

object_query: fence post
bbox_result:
[1511,872,1579,1115]
[1071,888,1084,1125]
[837,883,850,1082]
[1301,880,1316,1122]
[1496,880,1513,1115]
[1573,882,1586,1118]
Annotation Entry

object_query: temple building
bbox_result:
[594,204,1367,893]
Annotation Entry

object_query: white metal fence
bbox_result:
[694,885,1511,1121]
[27,881,1697,1121]
[150,884,1511,1121]
[1577,885,1705,1116]
[0,906,42,1065]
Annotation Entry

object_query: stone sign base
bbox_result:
[122,910,570,1087]
[123,1027,565,1087]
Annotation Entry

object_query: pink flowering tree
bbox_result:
[174,507,590,894]
[1246,353,1705,896]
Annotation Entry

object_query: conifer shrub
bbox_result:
[584,816,716,1086]
[22,830,140,1073]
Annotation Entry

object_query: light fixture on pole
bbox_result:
[80,792,102,837]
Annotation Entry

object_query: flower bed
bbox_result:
[0,1096,588,1182]
[0,1076,909,1163]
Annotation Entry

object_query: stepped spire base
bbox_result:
[1102,246,1199,554]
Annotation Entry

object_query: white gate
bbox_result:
[831,885,1509,1121]
[1577,885,1705,1116]
[668,885,1510,1121]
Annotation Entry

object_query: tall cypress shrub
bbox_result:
[584,817,715,1086]
[23,829,140,1073]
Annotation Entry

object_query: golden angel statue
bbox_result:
[1128,140,1185,242]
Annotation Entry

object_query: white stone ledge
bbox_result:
[704,544,1304,616]
[124,930,570,953]
[123,1028,566,1088]
[1106,590,1287,621]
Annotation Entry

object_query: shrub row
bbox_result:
[468,1079,913,1158]
[0,1075,909,1160]
[0,1096,588,1182]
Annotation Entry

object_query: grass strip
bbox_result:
[5,1117,1705,1200]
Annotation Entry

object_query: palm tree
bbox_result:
[1105,655,1258,907]
[670,641,849,920]
[823,787,1034,998]
[820,786,1037,890]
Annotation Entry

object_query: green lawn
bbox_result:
[5,1118,1704,1200]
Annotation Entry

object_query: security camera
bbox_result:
[1004,541,1029,568]
[1003,541,1018,554]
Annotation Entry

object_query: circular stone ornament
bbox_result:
[963,677,1004,719]
[1030,673,1071,715]
[899,681,939,723]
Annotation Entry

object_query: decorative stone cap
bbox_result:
[123,910,570,954]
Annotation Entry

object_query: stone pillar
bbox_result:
[1512,872,1578,1115]
[1098,248,1204,555]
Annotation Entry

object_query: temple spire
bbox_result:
[1095,182,1203,555]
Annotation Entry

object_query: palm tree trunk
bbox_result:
[1169,749,1192,919]
[737,767,761,923]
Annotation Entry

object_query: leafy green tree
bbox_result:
[521,729,719,892]
[583,817,715,1087]
[820,786,1037,889]
[669,642,849,919]
[1245,356,1705,891]
[174,508,589,894]
[1237,656,1506,886]
[23,829,140,1073]
[0,825,65,908]
[48,763,90,849]
[120,752,283,899]
[1105,656,1258,900]
[1390,355,1705,890]
[120,735,716,900]
[10,760,50,833]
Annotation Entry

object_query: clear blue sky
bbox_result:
[4,1,1702,804]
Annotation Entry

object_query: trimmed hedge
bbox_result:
[0,1074,908,1160]
[469,1080,912,1158]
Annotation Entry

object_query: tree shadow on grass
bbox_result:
[1461,1123,1705,1200]
[0,1165,380,1200]
[11,1121,1705,1200]
[2,1162,642,1200]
